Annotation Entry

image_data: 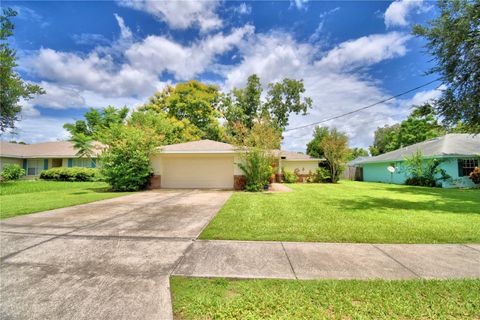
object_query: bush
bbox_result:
[282,169,297,183]
[404,151,450,187]
[0,164,25,181]
[40,167,100,182]
[469,167,480,184]
[405,177,437,187]
[238,149,273,192]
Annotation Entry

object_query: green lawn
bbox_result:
[0,180,131,219]
[200,181,480,243]
[171,277,480,320]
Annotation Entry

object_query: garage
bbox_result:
[161,155,234,189]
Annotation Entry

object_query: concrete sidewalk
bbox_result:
[173,240,480,280]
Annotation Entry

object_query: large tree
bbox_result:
[413,0,480,133]
[222,74,312,134]
[142,80,224,141]
[306,126,329,158]
[63,106,129,138]
[320,128,349,183]
[0,8,44,133]
[369,103,446,156]
[347,147,369,161]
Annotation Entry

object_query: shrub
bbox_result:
[469,167,480,184]
[404,151,450,187]
[282,169,297,183]
[238,149,273,192]
[40,167,100,182]
[314,167,332,183]
[0,164,25,181]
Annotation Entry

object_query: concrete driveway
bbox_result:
[0,190,232,320]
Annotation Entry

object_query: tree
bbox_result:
[369,103,445,155]
[100,124,161,191]
[413,0,480,133]
[128,109,202,145]
[306,126,329,158]
[0,8,44,133]
[71,133,95,158]
[222,74,312,136]
[320,128,349,183]
[142,80,224,141]
[347,147,369,161]
[263,78,312,129]
[63,106,129,138]
[227,116,282,150]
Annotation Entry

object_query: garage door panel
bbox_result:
[161,157,234,189]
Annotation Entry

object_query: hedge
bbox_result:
[39,167,101,182]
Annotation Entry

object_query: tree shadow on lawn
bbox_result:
[337,193,480,215]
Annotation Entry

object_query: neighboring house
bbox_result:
[355,134,480,188]
[0,141,101,176]
[149,139,323,189]
[343,156,369,181]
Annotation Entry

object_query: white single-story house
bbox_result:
[150,140,323,189]
[1,139,323,189]
[355,134,480,188]
[0,141,101,176]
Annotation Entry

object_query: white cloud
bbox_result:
[221,31,414,150]
[12,116,72,143]
[235,3,251,15]
[118,0,222,33]
[72,33,111,46]
[315,32,410,71]
[292,0,308,10]
[384,0,430,28]
[29,82,86,109]
[114,13,133,40]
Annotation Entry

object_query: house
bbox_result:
[1,139,322,189]
[0,141,101,176]
[355,134,480,188]
[149,140,323,189]
[343,156,368,181]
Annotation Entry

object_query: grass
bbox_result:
[0,180,131,219]
[200,181,480,243]
[171,277,480,320]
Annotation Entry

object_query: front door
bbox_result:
[52,158,62,168]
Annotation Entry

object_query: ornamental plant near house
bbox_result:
[0,164,25,181]
[404,151,450,187]
[282,168,297,183]
[40,167,100,182]
[469,167,480,184]
[237,148,273,192]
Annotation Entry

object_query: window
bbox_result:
[72,158,94,168]
[458,159,478,177]
[27,159,44,176]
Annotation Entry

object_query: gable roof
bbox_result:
[357,134,480,165]
[0,141,103,158]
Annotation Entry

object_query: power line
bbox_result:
[284,78,442,132]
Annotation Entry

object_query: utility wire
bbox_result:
[284,78,442,132]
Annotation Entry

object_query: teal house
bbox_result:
[356,134,480,188]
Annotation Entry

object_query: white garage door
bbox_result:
[161,156,234,189]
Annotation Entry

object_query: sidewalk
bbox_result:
[173,240,480,280]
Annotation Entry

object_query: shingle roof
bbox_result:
[0,141,103,158]
[357,134,480,165]
[160,139,236,152]
[159,140,322,160]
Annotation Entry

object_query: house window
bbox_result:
[27,159,44,176]
[72,158,94,168]
[458,159,478,177]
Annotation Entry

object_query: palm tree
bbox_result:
[71,132,94,159]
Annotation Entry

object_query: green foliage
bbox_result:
[0,164,24,181]
[142,80,224,141]
[128,109,202,145]
[321,128,349,183]
[226,116,282,150]
[222,74,312,133]
[347,147,369,161]
[0,8,44,133]
[413,0,480,133]
[369,104,446,155]
[312,167,332,183]
[404,151,450,187]
[63,106,129,138]
[238,149,273,192]
[469,167,480,184]
[100,124,160,191]
[40,167,100,182]
[306,126,329,158]
[282,168,297,183]
[71,132,95,158]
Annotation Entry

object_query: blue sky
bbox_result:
[6,0,441,150]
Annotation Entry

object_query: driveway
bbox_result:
[0,190,232,320]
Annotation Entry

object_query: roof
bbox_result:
[348,156,369,166]
[159,140,322,161]
[160,140,236,153]
[357,134,480,165]
[0,141,103,158]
